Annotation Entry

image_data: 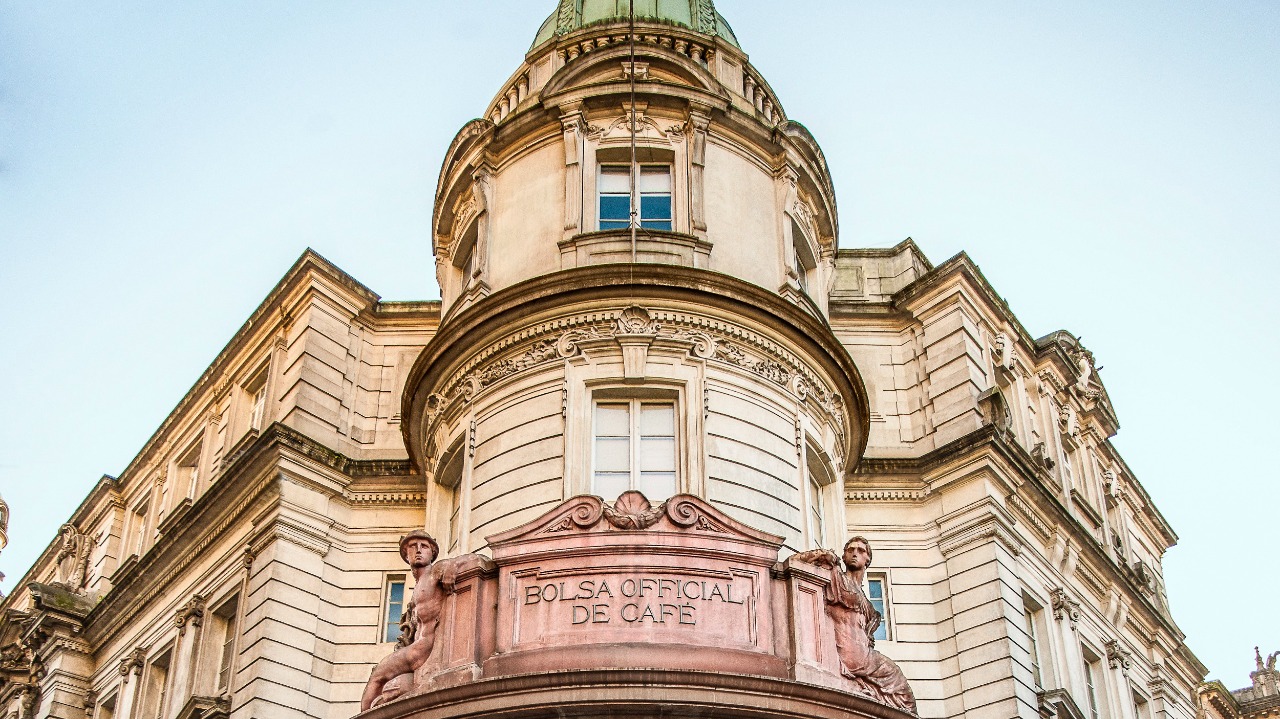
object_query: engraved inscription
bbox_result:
[523,575,746,626]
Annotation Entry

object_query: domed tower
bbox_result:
[407,0,865,558]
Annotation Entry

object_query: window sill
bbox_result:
[559,229,712,270]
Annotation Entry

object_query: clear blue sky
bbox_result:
[1,0,1276,687]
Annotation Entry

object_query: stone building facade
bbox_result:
[1199,650,1280,719]
[0,2,1206,719]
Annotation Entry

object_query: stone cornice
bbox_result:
[852,425,1192,647]
[360,667,915,719]
[81,423,412,650]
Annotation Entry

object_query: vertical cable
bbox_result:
[629,0,638,263]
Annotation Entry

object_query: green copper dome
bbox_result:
[532,0,740,50]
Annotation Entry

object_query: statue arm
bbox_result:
[792,548,840,569]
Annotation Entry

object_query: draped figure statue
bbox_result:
[794,536,917,714]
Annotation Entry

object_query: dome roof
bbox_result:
[532,0,740,50]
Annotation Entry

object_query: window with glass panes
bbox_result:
[598,165,671,231]
[384,576,407,643]
[592,400,676,500]
[1083,653,1104,719]
[1023,600,1044,688]
[213,596,240,694]
[865,574,889,641]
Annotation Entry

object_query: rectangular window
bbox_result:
[598,164,672,231]
[1083,652,1104,719]
[1023,600,1044,689]
[592,400,676,501]
[1133,690,1151,719]
[249,382,267,431]
[176,440,202,498]
[213,596,240,694]
[141,649,172,719]
[96,693,117,719]
[131,500,150,557]
[807,476,823,547]
[804,442,834,548]
[865,574,890,641]
[384,575,407,643]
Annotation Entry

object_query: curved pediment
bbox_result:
[540,44,729,106]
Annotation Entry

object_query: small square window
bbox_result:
[598,164,672,231]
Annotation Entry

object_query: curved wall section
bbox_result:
[403,266,869,556]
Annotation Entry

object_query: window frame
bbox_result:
[174,436,204,500]
[590,395,680,502]
[129,497,151,558]
[382,574,408,644]
[865,572,891,642]
[597,163,673,232]
[1022,594,1047,690]
[197,593,242,696]
[140,645,174,719]
[1082,646,1106,719]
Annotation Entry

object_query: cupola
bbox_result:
[531,0,740,50]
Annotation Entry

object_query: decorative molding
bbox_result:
[118,647,145,682]
[1105,639,1133,673]
[1050,588,1082,629]
[248,515,332,559]
[937,501,1021,558]
[173,594,206,636]
[844,488,930,503]
[423,306,849,461]
[1006,493,1053,541]
[342,491,427,507]
[51,523,91,592]
[527,492,740,540]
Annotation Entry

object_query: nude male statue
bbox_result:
[360,530,459,712]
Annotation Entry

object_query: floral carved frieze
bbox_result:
[422,306,850,464]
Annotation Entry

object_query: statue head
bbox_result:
[843,535,873,568]
[399,530,440,567]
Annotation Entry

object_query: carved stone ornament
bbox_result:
[789,541,916,713]
[993,332,1015,371]
[1050,588,1081,629]
[1031,442,1057,472]
[52,523,91,592]
[174,593,206,636]
[118,647,146,683]
[538,491,731,535]
[1105,639,1133,672]
[1058,403,1080,441]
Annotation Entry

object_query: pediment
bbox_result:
[486,491,783,550]
[541,46,727,102]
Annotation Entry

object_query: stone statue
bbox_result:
[52,523,90,592]
[794,537,917,714]
[361,530,465,712]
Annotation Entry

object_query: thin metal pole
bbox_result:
[629,0,637,263]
